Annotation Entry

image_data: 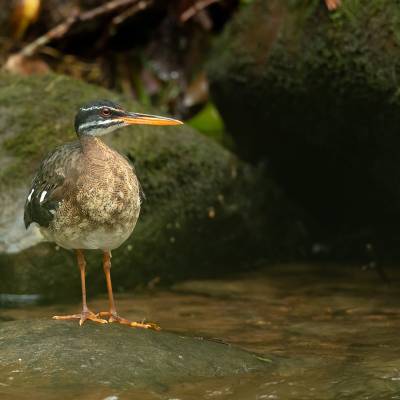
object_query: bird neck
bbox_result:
[79,135,111,159]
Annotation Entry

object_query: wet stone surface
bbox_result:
[0,320,271,391]
[1,263,400,399]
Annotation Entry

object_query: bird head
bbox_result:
[74,100,183,136]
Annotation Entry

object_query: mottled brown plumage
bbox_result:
[24,100,182,328]
[38,137,140,250]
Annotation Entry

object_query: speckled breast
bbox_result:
[42,146,141,250]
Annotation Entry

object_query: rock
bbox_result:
[0,73,305,300]
[208,0,400,245]
[0,320,272,391]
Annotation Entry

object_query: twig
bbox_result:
[180,0,220,23]
[19,0,139,57]
[112,0,153,26]
[94,0,152,50]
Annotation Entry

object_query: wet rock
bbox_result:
[0,320,272,390]
[208,0,400,246]
[173,279,248,298]
[0,73,306,300]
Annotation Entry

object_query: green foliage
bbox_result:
[187,102,225,141]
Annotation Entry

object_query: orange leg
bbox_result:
[97,251,160,330]
[53,249,107,326]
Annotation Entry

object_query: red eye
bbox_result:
[101,108,111,117]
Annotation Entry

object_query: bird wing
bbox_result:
[24,141,81,229]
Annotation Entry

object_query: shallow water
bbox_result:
[1,263,400,399]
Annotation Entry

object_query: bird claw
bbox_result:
[53,310,108,326]
[96,311,161,330]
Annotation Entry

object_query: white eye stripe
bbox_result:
[40,191,47,203]
[80,106,122,113]
[79,119,124,130]
[27,189,34,202]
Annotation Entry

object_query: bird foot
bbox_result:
[96,311,161,331]
[53,309,108,326]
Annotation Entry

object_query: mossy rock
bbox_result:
[208,0,400,245]
[0,73,305,300]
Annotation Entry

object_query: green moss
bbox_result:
[207,0,400,247]
[209,0,400,95]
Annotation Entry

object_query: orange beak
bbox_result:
[121,112,183,126]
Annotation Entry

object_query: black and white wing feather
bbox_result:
[24,142,80,228]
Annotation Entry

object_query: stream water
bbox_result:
[1,263,400,399]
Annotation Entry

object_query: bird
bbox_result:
[24,100,183,329]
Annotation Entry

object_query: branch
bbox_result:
[180,0,220,23]
[111,0,153,26]
[20,0,139,57]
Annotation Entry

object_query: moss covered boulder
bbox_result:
[0,73,305,300]
[208,0,400,244]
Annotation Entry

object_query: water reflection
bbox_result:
[1,263,400,399]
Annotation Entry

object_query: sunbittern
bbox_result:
[24,100,183,329]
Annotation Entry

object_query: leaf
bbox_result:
[187,102,225,141]
[11,0,41,40]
